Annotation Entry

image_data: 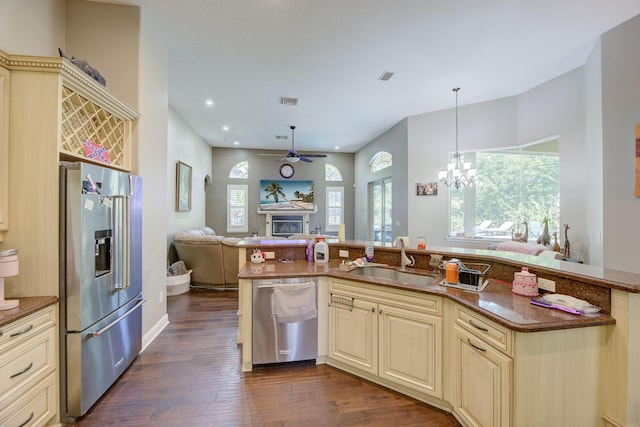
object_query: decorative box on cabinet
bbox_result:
[328,279,443,401]
[0,304,58,426]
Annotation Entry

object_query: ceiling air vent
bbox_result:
[378,71,394,81]
[275,135,288,140]
[280,97,299,106]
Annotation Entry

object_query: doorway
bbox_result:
[369,178,392,243]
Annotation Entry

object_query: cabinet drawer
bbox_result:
[0,327,55,397]
[454,305,513,357]
[330,279,442,316]
[0,306,56,351]
[0,371,57,427]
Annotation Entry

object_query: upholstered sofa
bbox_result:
[172,227,241,288]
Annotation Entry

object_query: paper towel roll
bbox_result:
[338,224,345,242]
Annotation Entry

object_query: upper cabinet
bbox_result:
[0,53,9,241]
[2,50,139,297]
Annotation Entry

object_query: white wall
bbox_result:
[137,10,171,342]
[600,14,640,273]
[0,0,65,56]
[584,40,604,267]
[354,119,408,241]
[167,108,212,242]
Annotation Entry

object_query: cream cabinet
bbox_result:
[451,307,513,427]
[2,51,138,297]
[449,302,608,427]
[328,279,443,401]
[0,304,58,426]
[0,54,9,240]
[328,292,378,375]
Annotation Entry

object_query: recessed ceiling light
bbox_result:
[334,146,340,150]
[378,71,394,81]
[205,99,214,106]
[222,126,229,132]
[233,141,240,146]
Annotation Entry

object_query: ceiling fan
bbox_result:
[260,125,328,163]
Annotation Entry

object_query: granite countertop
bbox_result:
[239,260,615,333]
[0,296,59,328]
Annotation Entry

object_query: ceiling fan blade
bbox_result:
[298,153,327,158]
[299,156,313,163]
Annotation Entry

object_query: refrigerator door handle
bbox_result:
[89,298,146,337]
[112,195,131,289]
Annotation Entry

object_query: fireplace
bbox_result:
[272,215,303,237]
[257,208,316,237]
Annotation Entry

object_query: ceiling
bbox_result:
[120,0,640,153]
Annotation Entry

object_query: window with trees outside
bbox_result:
[449,137,560,241]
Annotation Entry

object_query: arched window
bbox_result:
[228,161,248,179]
[369,151,392,173]
[325,163,343,181]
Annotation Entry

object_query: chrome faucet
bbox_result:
[394,236,415,270]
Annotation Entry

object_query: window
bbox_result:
[449,138,560,240]
[227,184,248,233]
[326,186,344,231]
[228,161,248,179]
[325,163,343,181]
[369,151,392,173]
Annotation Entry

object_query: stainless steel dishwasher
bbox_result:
[252,277,318,365]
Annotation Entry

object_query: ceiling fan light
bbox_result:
[287,157,300,163]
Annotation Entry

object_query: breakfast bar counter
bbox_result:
[239,260,615,333]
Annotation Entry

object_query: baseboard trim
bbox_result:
[140,313,169,353]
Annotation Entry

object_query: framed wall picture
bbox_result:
[416,182,438,196]
[176,161,192,212]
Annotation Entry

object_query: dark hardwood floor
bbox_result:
[68,288,461,426]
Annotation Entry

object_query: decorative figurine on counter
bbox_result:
[552,232,561,252]
[250,249,266,264]
[537,216,551,247]
[512,221,529,243]
[563,224,571,259]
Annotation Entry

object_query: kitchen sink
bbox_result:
[349,266,435,286]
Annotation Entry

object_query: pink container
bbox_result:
[512,267,538,297]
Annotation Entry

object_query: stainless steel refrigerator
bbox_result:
[59,161,145,420]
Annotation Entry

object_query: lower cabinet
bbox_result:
[450,302,607,427]
[328,279,442,400]
[0,304,58,426]
[452,324,512,427]
[328,282,608,427]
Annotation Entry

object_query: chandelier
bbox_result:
[437,87,476,189]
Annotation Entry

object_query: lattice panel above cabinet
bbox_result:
[60,85,127,168]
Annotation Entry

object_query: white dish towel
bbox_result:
[272,282,317,323]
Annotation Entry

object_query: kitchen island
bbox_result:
[235,240,638,427]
